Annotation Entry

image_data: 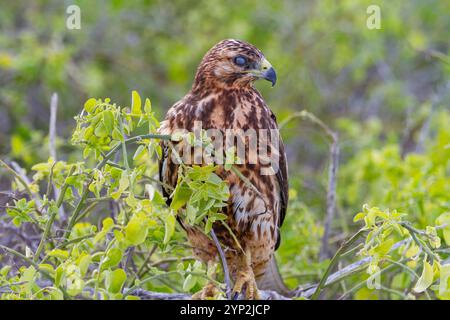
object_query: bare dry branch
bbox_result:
[279,110,340,260]
[320,136,339,260]
[49,93,58,160]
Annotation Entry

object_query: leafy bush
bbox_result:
[1,92,449,300]
[0,92,230,299]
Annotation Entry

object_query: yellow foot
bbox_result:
[232,268,260,300]
[191,282,219,300]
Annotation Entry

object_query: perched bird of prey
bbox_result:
[159,39,289,299]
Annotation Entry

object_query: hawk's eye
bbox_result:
[233,56,247,66]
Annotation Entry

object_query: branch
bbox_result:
[0,159,34,199]
[34,165,76,262]
[127,288,291,300]
[320,137,339,260]
[48,92,67,221]
[414,47,450,65]
[279,110,340,260]
[297,239,408,299]
[210,228,232,299]
[0,160,43,210]
[49,93,58,160]
[310,228,365,299]
[296,257,371,299]
[126,246,376,300]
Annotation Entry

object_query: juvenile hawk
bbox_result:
[159,39,288,299]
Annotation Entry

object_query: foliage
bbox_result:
[352,205,450,300]
[0,0,449,300]
[1,92,449,300]
[0,92,231,299]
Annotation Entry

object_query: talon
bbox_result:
[231,268,260,300]
[191,282,219,300]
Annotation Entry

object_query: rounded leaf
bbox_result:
[106,268,127,294]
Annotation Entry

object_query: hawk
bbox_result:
[159,39,288,299]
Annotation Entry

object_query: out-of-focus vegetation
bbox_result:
[0,0,449,300]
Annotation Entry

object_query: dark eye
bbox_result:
[233,56,247,66]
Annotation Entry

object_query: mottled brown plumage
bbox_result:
[158,39,288,299]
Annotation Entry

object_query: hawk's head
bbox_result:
[192,39,277,92]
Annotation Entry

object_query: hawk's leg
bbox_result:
[191,260,220,300]
[232,248,260,300]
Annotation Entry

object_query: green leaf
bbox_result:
[48,249,69,260]
[204,218,214,234]
[77,254,91,276]
[112,127,123,141]
[164,212,176,244]
[102,247,123,269]
[50,288,64,300]
[438,264,450,299]
[106,269,127,294]
[66,276,84,296]
[124,214,148,245]
[84,98,97,113]
[170,183,192,211]
[94,122,108,138]
[131,91,142,115]
[0,266,11,277]
[102,217,115,231]
[353,212,365,222]
[436,213,450,246]
[38,263,55,275]
[413,259,434,293]
[144,98,152,113]
[94,217,115,243]
[54,266,64,287]
[182,274,197,292]
[103,110,115,132]
[443,230,450,247]
[133,145,145,160]
[31,162,49,172]
[186,204,196,225]
[83,147,91,159]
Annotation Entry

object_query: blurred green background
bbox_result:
[0,0,449,298]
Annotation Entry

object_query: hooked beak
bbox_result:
[259,58,277,87]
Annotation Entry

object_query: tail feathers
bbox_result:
[256,256,292,297]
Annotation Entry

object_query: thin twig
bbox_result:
[34,166,75,262]
[150,256,196,268]
[279,110,339,260]
[310,228,366,300]
[130,244,158,285]
[10,161,44,210]
[48,92,67,221]
[320,138,339,260]
[49,93,58,160]
[296,257,371,298]
[399,222,440,263]
[210,228,232,299]
[0,159,34,199]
